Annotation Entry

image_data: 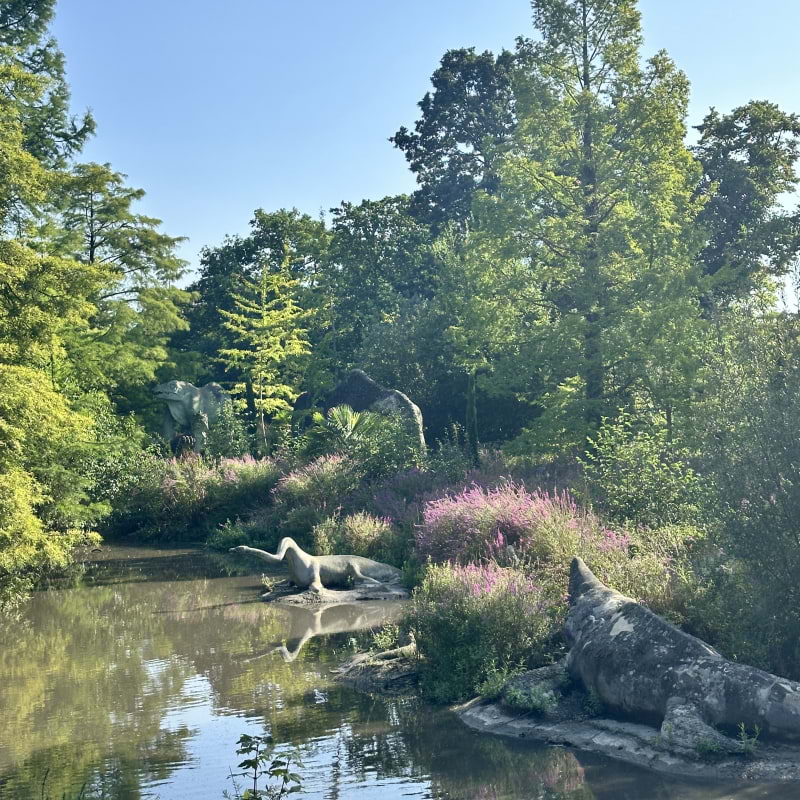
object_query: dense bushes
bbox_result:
[106,454,282,542]
[409,562,560,702]
[407,479,705,700]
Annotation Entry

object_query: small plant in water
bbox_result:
[738,722,761,756]
[261,574,280,594]
[225,733,303,799]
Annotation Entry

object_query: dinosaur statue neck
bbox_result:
[275,538,311,570]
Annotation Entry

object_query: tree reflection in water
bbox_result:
[0,547,797,800]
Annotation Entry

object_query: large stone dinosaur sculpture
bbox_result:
[294,369,426,449]
[229,538,403,594]
[153,380,229,453]
[566,557,800,751]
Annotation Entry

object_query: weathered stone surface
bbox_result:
[565,557,800,751]
[153,380,229,453]
[459,698,800,782]
[322,369,426,449]
[229,538,404,595]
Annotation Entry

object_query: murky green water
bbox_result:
[0,547,794,799]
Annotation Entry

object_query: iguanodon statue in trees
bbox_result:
[153,380,230,453]
[567,557,800,751]
[229,538,403,594]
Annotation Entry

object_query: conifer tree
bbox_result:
[219,250,310,449]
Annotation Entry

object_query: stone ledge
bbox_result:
[457,698,800,782]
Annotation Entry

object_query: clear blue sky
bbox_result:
[51,1,800,276]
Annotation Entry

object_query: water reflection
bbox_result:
[0,547,796,800]
[256,602,404,663]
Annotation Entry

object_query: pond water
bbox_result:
[0,547,794,799]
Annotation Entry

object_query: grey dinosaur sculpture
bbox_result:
[153,380,229,453]
[229,538,403,594]
[566,557,800,751]
[295,369,426,449]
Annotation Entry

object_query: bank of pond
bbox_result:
[1,546,798,800]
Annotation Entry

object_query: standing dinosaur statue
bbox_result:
[153,380,230,453]
[229,538,403,594]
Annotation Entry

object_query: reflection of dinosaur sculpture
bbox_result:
[229,538,402,594]
[567,557,800,752]
[153,380,229,453]
[249,602,403,663]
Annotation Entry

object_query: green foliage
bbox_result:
[219,250,310,449]
[504,684,558,715]
[581,411,706,528]
[469,0,706,451]
[0,468,97,610]
[311,511,395,561]
[391,48,516,228]
[273,454,360,515]
[582,689,605,718]
[695,101,800,304]
[476,662,524,701]
[226,733,303,800]
[694,737,724,759]
[206,401,250,460]
[371,623,401,653]
[408,562,561,703]
[302,405,425,482]
[107,455,281,542]
[683,308,800,676]
[737,723,760,757]
[301,404,384,458]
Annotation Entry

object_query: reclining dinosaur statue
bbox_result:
[153,380,229,453]
[567,557,800,752]
[229,538,403,595]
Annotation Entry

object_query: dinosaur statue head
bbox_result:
[153,380,193,403]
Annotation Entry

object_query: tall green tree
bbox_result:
[694,101,800,305]
[392,48,517,229]
[52,162,191,394]
[474,0,705,455]
[182,208,329,389]
[219,252,311,448]
[326,195,437,357]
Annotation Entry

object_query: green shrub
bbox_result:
[504,684,558,715]
[311,512,394,559]
[300,405,425,482]
[206,518,252,550]
[107,454,281,542]
[408,562,562,703]
[476,662,524,700]
[273,454,360,514]
[0,468,98,610]
[205,401,250,459]
[581,410,706,528]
